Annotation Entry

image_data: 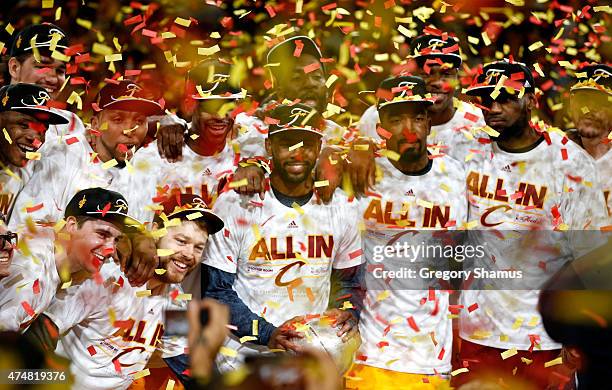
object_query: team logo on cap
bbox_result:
[592,68,612,82]
[200,73,230,94]
[427,38,447,51]
[191,196,207,209]
[92,198,128,214]
[285,106,313,127]
[20,90,51,107]
[396,81,418,98]
[110,83,141,102]
[484,68,505,84]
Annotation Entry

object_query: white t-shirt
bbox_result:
[459,129,607,351]
[8,133,146,231]
[0,164,32,220]
[46,108,86,140]
[357,156,468,374]
[595,148,612,221]
[45,261,186,390]
[0,237,60,331]
[203,187,363,371]
[357,99,486,161]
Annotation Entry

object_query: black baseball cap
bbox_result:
[410,34,462,68]
[377,76,434,111]
[267,35,323,65]
[94,80,163,116]
[64,188,141,231]
[186,60,245,100]
[466,60,535,96]
[0,83,69,124]
[153,193,224,235]
[267,103,324,138]
[9,23,69,58]
[571,64,612,96]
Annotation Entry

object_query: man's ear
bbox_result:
[64,216,78,234]
[90,114,100,131]
[524,92,537,111]
[265,137,272,157]
[7,57,21,81]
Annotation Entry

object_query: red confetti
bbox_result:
[100,202,111,217]
[21,301,35,317]
[32,279,40,295]
[561,148,568,160]
[66,137,79,145]
[349,249,363,260]
[437,347,445,360]
[464,112,479,123]
[303,62,321,74]
[468,303,479,313]
[407,316,420,332]
[26,203,44,213]
[293,40,304,57]
[87,345,97,356]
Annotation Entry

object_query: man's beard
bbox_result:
[491,110,530,142]
[273,156,314,184]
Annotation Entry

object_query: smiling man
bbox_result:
[6,23,86,139]
[0,83,68,219]
[27,193,224,390]
[202,103,363,372]
[0,187,137,332]
[358,33,485,160]
[9,79,162,287]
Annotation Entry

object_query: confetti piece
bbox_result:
[451,368,469,376]
[417,199,434,208]
[252,319,259,336]
[174,17,192,27]
[501,347,518,360]
[289,141,303,151]
[21,301,35,317]
[154,269,167,275]
[5,24,14,35]
[407,316,420,332]
[220,346,237,357]
[349,249,363,259]
[32,279,40,295]
[136,290,152,297]
[104,54,122,62]
[325,74,338,88]
[3,129,12,144]
[314,180,329,188]
[26,203,44,213]
[528,41,544,51]
[165,379,175,390]
[133,369,150,379]
[198,45,220,56]
[229,178,248,188]
[291,202,305,215]
[544,357,563,367]
[157,249,175,257]
[87,345,96,356]
[61,280,71,289]
[42,0,54,8]
[240,336,257,343]
[521,357,533,365]
[25,152,41,160]
[303,62,321,74]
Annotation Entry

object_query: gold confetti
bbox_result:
[528,41,543,51]
[136,290,152,297]
[42,0,54,8]
[174,17,192,27]
[102,159,118,169]
[229,178,248,188]
[544,357,563,367]
[314,180,329,188]
[240,336,257,343]
[157,249,175,257]
[252,319,259,336]
[289,141,303,151]
[451,368,469,376]
[198,45,221,56]
[165,379,175,390]
[220,346,237,357]
[25,152,41,160]
[3,128,12,144]
[154,269,167,275]
[501,347,518,360]
[133,369,150,379]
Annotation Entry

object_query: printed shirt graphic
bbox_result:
[203,188,362,370]
[357,155,468,374]
[46,261,186,390]
[460,128,607,351]
[0,237,60,331]
[357,99,486,161]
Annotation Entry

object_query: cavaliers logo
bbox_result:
[200,73,230,94]
[20,90,51,107]
[285,106,313,127]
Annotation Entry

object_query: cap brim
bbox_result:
[191,92,246,100]
[102,98,163,116]
[378,98,434,110]
[167,208,225,235]
[268,127,324,138]
[466,85,534,96]
[11,107,70,125]
[85,210,143,232]
[570,85,612,96]
[414,53,462,68]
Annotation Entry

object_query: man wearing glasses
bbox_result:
[0,212,17,279]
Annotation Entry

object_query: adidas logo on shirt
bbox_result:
[501,165,511,172]
[405,189,415,196]
[203,168,213,176]
[287,220,298,228]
